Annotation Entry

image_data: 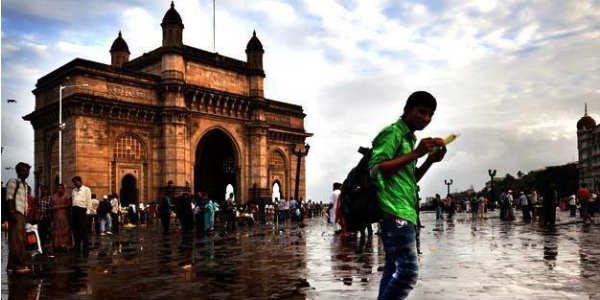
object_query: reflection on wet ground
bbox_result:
[2,211,599,299]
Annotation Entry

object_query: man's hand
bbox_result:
[427,146,447,163]
[414,137,445,157]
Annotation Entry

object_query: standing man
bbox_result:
[499,190,507,220]
[5,162,32,273]
[225,193,237,232]
[434,194,443,220]
[71,176,92,254]
[519,191,531,221]
[159,190,174,234]
[97,195,113,235]
[506,190,515,221]
[369,91,446,300]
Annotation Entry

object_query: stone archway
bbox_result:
[195,129,239,205]
[272,180,281,202]
[120,174,138,206]
[268,150,287,201]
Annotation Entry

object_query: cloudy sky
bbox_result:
[2,0,599,201]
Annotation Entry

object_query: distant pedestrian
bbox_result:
[110,194,120,234]
[88,194,99,235]
[543,184,558,226]
[577,183,592,224]
[51,184,72,251]
[434,194,443,220]
[278,197,288,225]
[225,193,236,232]
[159,190,174,234]
[71,176,91,254]
[97,195,113,235]
[478,195,486,219]
[506,190,515,221]
[519,191,530,221]
[568,194,577,217]
[289,198,299,222]
[470,196,479,220]
[499,191,507,220]
[329,183,341,227]
[36,185,52,252]
[194,192,205,235]
[204,198,218,232]
[5,162,32,273]
[258,198,266,225]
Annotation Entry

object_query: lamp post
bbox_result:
[444,179,453,196]
[292,143,310,203]
[58,83,88,184]
[488,169,497,210]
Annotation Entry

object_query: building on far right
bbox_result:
[577,103,600,191]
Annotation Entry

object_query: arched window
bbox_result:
[269,151,285,170]
[115,135,144,160]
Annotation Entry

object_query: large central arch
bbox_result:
[194,129,240,204]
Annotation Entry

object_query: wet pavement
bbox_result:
[2,211,599,300]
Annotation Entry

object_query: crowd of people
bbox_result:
[429,184,599,226]
[0,162,163,273]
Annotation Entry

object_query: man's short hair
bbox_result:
[404,91,437,111]
[582,183,587,188]
[15,162,31,171]
[333,182,342,190]
[72,176,82,182]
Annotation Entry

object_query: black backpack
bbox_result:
[340,147,382,232]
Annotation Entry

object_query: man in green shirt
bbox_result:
[370,91,446,300]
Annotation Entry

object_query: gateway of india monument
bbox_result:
[24,2,312,205]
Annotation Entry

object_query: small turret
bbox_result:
[245,30,264,76]
[110,31,130,67]
[577,103,596,130]
[161,1,184,48]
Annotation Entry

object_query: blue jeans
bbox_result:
[435,206,442,220]
[100,214,112,232]
[378,218,418,300]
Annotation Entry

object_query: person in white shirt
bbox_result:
[329,183,342,227]
[71,176,92,254]
[5,162,31,273]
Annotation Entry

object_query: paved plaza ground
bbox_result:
[2,210,599,300]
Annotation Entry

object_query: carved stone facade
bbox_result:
[24,3,311,205]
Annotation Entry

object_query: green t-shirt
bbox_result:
[368,118,418,225]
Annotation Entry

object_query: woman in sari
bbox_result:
[51,184,72,251]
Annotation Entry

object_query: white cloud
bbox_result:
[2,0,599,201]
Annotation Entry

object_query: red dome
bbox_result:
[577,115,596,130]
